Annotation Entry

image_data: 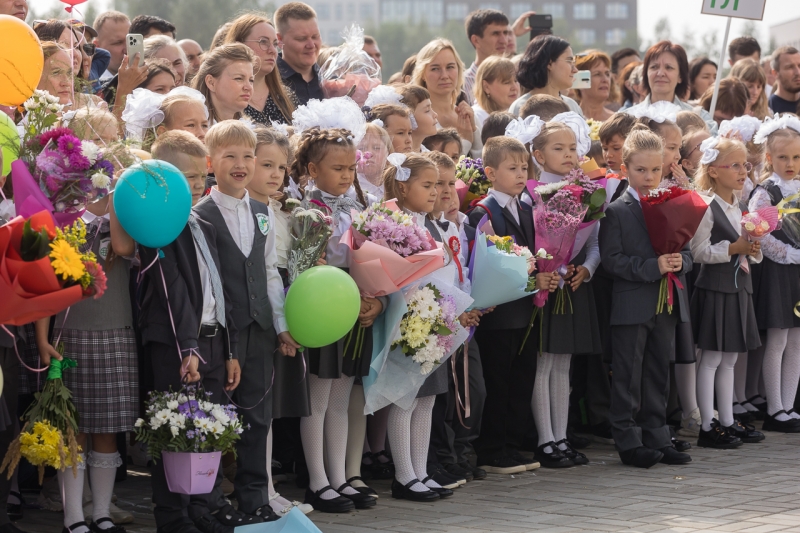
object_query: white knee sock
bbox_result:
[388,400,427,492]
[345,384,367,485]
[532,352,555,450]
[764,328,791,419]
[88,451,121,529]
[58,454,88,532]
[675,362,699,418]
[714,353,738,427]
[550,355,571,449]
[324,376,356,495]
[697,350,723,431]
[781,328,800,418]
[410,396,438,489]
[300,375,339,499]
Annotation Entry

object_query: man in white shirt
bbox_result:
[93,11,130,81]
[463,9,510,106]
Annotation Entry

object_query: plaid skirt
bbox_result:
[55,328,139,434]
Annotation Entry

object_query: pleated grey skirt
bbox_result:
[691,287,762,353]
[308,322,373,379]
[540,281,602,356]
[417,360,449,397]
[751,259,800,330]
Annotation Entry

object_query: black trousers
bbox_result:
[472,328,536,462]
[609,312,677,452]
[148,334,227,528]
[0,342,20,526]
[570,355,612,428]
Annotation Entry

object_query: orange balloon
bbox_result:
[0,15,44,106]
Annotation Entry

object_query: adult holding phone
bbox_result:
[510,34,583,118]
[225,14,297,125]
[144,35,188,86]
[627,40,717,133]
[574,50,616,121]
[192,43,256,123]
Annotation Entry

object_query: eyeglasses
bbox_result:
[560,57,576,66]
[245,38,278,52]
[713,162,753,173]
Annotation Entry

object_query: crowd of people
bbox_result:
[2,1,800,533]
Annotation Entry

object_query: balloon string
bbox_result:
[1,325,49,373]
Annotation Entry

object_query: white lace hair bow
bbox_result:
[270,120,290,137]
[628,100,680,124]
[505,115,544,146]
[122,86,208,141]
[291,96,367,144]
[550,112,591,158]
[365,85,403,108]
[166,86,208,119]
[753,113,800,145]
[719,115,761,143]
[387,152,411,181]
[699,136,721,165]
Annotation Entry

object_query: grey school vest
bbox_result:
[694,199,752,294]
[193,196,273,331]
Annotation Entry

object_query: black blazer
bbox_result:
[599,190,692,325]
[468,199,535,330]
[138,218,238,359]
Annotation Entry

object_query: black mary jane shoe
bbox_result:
[728,420,765,443]
[90,518,126,533]
[213,503,264,527]
[533,442,573,468]
[698,422,742,449]
[746,395,768,413]
[671,437,692,452]
[732,404,755,424]
[7,491,22,522]
[63,522,90,533]
[762,411,800,433]
[336,483,377,509]
[347,476,379,498]
[390,478,439,502]
[304,485,355,513]
[740,402,765,421]
[555,439,588,465]
[421,475,454,499]
[370,451,395,480]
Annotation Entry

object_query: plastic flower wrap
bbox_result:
[640,186,709,314]
[288,203,334,283]
[1,357,81,483]
[455,156,490,211]
[319,25,381,106]
[0,211,107,325]
[776,192,800,247]
[741,207,779,241]
[134,385,244,461]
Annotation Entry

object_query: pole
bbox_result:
[709,16,732,119]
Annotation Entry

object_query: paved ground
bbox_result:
[16,423,800,533]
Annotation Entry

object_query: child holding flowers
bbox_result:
[529,119,603,468]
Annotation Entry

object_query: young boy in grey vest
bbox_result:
[193,121,301,522]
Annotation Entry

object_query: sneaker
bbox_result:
[458,461,487,480]
[443,462,473,482]
[477,456,526,475]
[508,450,540,470]
[426,466,462,489]
[678,407,702,437]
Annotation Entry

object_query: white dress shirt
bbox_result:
[209,188,288,334]
[269,198,290,269]
[487,188,520,225]
[189,218,219,326]
[692,194,763,265]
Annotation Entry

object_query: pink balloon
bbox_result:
[59,0,88,12]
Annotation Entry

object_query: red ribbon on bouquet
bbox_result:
[448,236,464,283]
[665,272,684,308]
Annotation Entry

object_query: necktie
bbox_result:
[187,215,226,328]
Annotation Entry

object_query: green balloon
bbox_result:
[285,265,360,348]
[0,112,18,178]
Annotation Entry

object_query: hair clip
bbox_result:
[699,136,720,165]
[387,152,411,181]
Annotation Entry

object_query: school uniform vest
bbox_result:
[694,200,752,294]
[194,197,273,331]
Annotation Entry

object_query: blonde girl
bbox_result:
[473,56,519,134]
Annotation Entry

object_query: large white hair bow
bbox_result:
[699,136,720,165]
[365,85,403,109]
[122,86,209,141]
[387,152,411,181]
[550,111,591,158]
[628,100,680,124]
[753,113,800,145]
[291,96,367,144]
[505,115,544,146]
[719,115,761,143]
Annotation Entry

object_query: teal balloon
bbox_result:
[0,112,18,178]
[113,160,192,248]
[285,266,360,348]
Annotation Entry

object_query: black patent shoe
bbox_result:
[671,437,692,452]
[370,451,394,480]
[555,439,588,465]
[63,523,90,533]
[762,411,800,433]
[390,478,439,502]
[618,446,662,468]
[746,395,768,412]
[698,422,742,449]
[347,476,379,497]
[533,442,573,468]
[421,476,454,499]
[658,446,692,465]
[213,504,263,527]
[336,483,377,509]
[303,486,355,513]
[7,491,22,522]
[250,504,279,523]
[90,518,126,533]
[728,420,765,443]
[732,404,755,424]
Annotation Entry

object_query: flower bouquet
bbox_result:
[1,356,81,483]
[455,156,490,211]
[288,201,334,283]
[134,385,244,495]
[0,211,107,325]
[741,207,780,241]
[15,90,64,165]
[341,200,445,297]
[319,25,381,106]
[639,186,708,314]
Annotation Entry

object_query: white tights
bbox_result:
[387,396,438,492]
[763,328,800,420]
[696,350,738,430]
[531,353,570,452]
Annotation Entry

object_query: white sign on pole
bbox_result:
[701,0,766,21]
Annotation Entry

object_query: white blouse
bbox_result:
[691,194,762,265]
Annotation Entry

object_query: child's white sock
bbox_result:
[764,329,791,420]
[715,353,738,428]
[300,375,339,500]
[88,451,122,529]
[388,400,428,492]
[781,328,800,418]
[324,376,356,495]
[58,454,88,533]
[697,350,722,431]
[410,396,439,489]
[532,352,555,452]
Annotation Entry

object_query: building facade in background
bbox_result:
[770,17,800,53]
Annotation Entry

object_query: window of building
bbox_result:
[605,28,626,46]
[382,0,410,22]
[446,2,468,20]
[541,3,565,19]
[316,3,331,20]
[510,3,533,20]
[606,2,628,19]
[417,1,444,26]
[479,2,502,11]
[347,3,356,17]
[334,3,342,20]
[327,29,340,44]
[359,3,374,19]
[573,2,596,20]
[575,28,596,45]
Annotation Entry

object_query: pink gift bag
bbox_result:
[162,451,221,495]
